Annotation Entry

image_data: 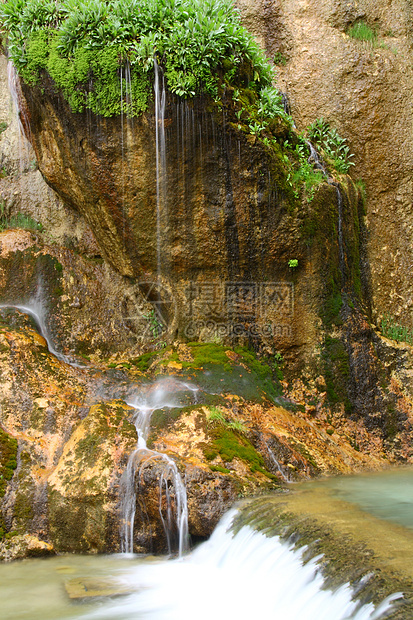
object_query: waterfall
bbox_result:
[0,278,84,368]
[154,59,166,280]
[120,379,191,556]
[303,138,346,281]
[81,509,401,620]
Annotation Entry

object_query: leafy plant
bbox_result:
[307,118,355,174]
[273,52,287,66]
[208,406,247,434]
[288,258,298,269]
[143,308,164,339]
[380,314,413,345]
[0,0,278,116]
[0,202,43,232]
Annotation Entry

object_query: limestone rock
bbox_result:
[0,534,54,562]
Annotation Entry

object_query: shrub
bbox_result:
[0,0,279,117]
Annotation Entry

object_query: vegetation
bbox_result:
[347,21,377,45]
[0,202,43,232]
[380,314,413,345]
[307,118,354,175]
[205,406,275,479]
[0,428,18,500]
[0,0,278,117]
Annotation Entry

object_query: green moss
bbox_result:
[205,421,276,480]
[130,350,161,372]
[322,336,352,413]
[209,464,230,474]
[0,428,18,499]
[173,343,283,403]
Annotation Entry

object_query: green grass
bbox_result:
[381,315,413,345]
[347,21,378,45]
[0,203,44,232]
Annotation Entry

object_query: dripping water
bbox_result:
[265,441,290,483]
[335,184,346,279]
[154,59,166,281]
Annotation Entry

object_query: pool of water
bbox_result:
[322,466,413,530]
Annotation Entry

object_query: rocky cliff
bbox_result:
[0,0,413,559]
[237,0,413,333]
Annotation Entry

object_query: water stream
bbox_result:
[0,301,83,367]
[0,498,403,620]
[120,378,195,556]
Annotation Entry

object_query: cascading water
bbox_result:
[265,441,290,483]
[120,379,192,556]
[72,509,401,620]
[303,137,346,281]
[0,290,81,368]
[154,59,166,280]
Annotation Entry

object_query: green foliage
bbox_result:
[143,308,164,339]
[347,21,377,45]
[273,51,287,66]
[207,406,248,434]
[307,118,355,174]
[0,202,44,232]
[1,0,278,117]
[288,258,298,269]
[380,315,413,345]
[280,137,324,203]
[0,122,8,134]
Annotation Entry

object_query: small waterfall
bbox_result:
[7,61,26,138]
[303,138,346,281]
[0,281,83,368]
[154,59,166,280]
[306,140,329,177]
[82,509,401,620]
[120,379,192,556]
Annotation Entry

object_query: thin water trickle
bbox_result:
[265,441,290,482]
[120,379,194,556]
[154,59,166,280]
[0,293,83,368]
[335,184,346,278]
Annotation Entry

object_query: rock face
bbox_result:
[15,66,325,353]
[237,0,413,332]
[0,321,392,557]
[2,0,413,559]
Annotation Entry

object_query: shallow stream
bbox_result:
[2,468,413,619]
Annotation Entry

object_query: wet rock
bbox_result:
[0,534,54,562]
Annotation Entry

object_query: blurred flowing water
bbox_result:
[2,469,412,619]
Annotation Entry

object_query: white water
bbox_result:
[81,510,401,620]
[0,301,81,367]
[265,441,290,482]
[120,379,195,555]
[0,275,86,368]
